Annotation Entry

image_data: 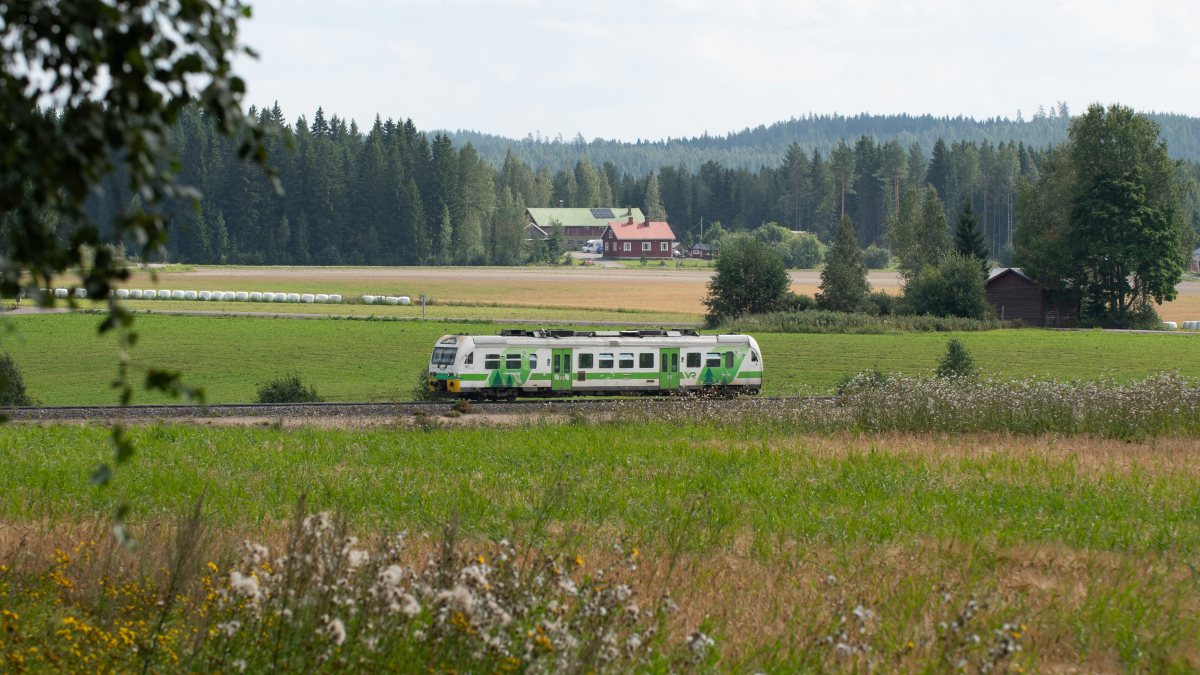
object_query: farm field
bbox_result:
[3,419,1200,671]
[46,264,1200,322]
[3,312,1199,404]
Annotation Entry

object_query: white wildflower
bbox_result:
[231,659,247,673]
[438,583,476,617]
[217,620,241,637]
[228,571,263,603]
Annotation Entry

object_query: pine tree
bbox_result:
[953,199,988,276]
[829,140,856,220]
[817,216,870,312]
[292,212,311,264]
[643,173,667,221]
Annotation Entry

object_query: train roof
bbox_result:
[436,329,755,347]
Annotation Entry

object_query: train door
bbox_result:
[552,348,573,392]
[659,348,680,390]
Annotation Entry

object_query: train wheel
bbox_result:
[505,391,517,402]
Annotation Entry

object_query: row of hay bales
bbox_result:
[47,288,342,303]
[361,295,411,305]
[1179,321,1200,330]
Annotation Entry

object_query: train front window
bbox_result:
[705,353,721,368]
[431,347,457,366]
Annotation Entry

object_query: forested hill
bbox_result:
[441,111,1200,175]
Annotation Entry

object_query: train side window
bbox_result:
[529,355,537,369]
[640,353,654,369]
[687,352,701,368]
[725,352,734,369]
[751,351,758,363]
[465,352,474,365]
[619,353,634,369]
[705,353,721,368]
[661,356,668,372]
[578,353,594,369]
[672,353,679,372]
[485,354,500,369]
[506,354,522,370]
[553,354,560,373]
[599,353,614,368]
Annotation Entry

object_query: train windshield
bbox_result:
[430,347,458,366]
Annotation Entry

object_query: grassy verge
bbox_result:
[3,417,1200,671]
[3,313,1200,404]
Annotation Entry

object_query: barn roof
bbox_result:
[986,267,1035,285]
[527,207,644,229]
[605,219,675,240]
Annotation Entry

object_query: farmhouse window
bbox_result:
[623,242,631,252]
[485,354,500,369]
[578,353,594,369]
[642,242,651,251]
[619,353,634,369]
[599,353,614,368]
[639,353,654,369]
[687,352,701,368]
[660,242,669,251]
[705,353,721,368]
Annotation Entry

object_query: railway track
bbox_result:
[5,396,834,422]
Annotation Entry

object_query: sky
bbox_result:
[237,0,1200,142]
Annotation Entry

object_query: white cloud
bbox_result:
[237,0,1200,140]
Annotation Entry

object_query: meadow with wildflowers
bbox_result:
[4,372,1200,672]
[4,312,1200,403]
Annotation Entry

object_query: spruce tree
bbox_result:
[953,199,988,276]
[817,216,870,312]
[438,205,453,263]
[643,173,668,221]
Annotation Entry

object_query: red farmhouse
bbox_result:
[601,215,676,259]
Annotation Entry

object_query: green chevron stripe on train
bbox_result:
[427,328,763,400]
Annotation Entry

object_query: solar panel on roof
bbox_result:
[590,208,615,219]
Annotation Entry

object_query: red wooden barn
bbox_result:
[985,268,1078,327]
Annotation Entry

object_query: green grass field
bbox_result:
[4,312,1199,404]
[3,420,1200,671]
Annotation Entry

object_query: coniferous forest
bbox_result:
[84,104,1200,267]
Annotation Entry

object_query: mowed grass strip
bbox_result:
[3,423,1199,556]
[4,313,1200,404]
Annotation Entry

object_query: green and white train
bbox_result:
[428,329,763,400]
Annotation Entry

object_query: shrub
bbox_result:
[703,236,790,324]
[863,290,898,316]
[0,352,32,406]
[254,374,324,404]
[782,291,817,312]
[411,370,436,402]
[904,254,988,319]
[936,338,976,378]
[863,245,890,269]
[789,233,824,269]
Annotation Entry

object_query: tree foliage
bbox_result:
[936,338,977,378]
[903,254,989,320]
[817,216,870,312]
[890,186,951,281]
[1015,104,1195,327]
[702,237,790,323]
[954,199,989,269]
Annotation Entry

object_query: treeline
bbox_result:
[81,105,1200,267]
[443,108,1200,174]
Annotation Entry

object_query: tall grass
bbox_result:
[720,310,1016,333]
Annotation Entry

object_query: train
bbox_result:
[427,328,762,400]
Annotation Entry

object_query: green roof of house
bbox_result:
[526,207,644,229]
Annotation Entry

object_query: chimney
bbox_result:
[643,214,651,227]
[627,214,634,224]
[626,205,632,216]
